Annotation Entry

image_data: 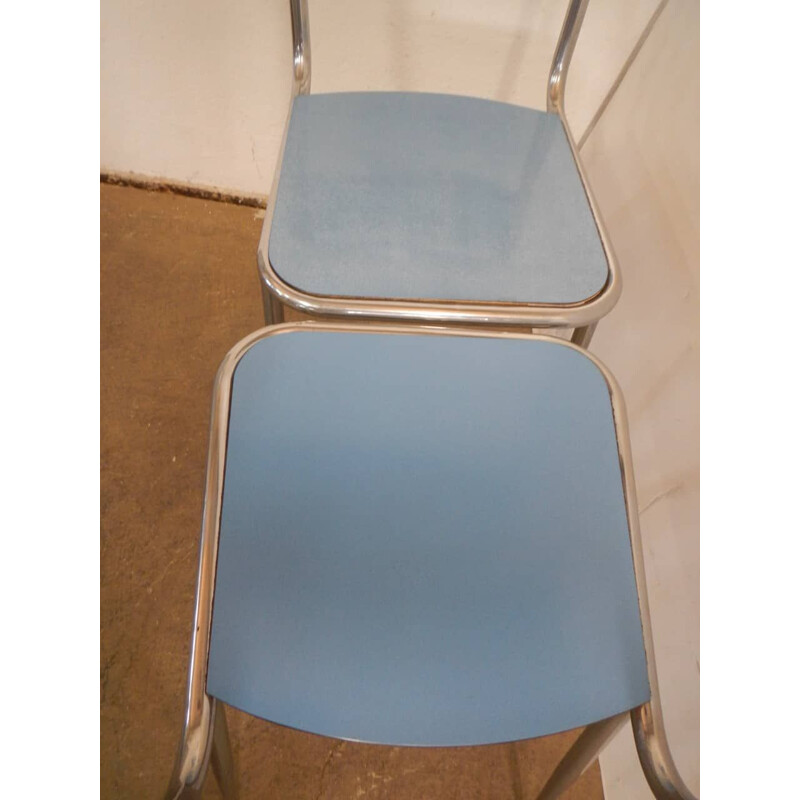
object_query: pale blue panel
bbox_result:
[207,331,649,746]
[267,92,608,304]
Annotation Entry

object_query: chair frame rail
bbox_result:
[257,0,621,347]
[163,321,697,800]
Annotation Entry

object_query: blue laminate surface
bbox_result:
[267,92,609,305]
[206,331,649,746]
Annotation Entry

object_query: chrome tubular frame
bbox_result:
[547,0,590,115]
[163,329,246,800]
[289,0,311,96]
[258,1,621,346]
[536,711,628,800]
[164,322,696,799]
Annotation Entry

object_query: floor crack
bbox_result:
[314,740,345,800]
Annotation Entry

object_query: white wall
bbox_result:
[582,0,700,796]
[101,0,659,197]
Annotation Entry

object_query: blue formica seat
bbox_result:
[208,329,646,744]
[257,1,622,347]
[268,92,608,307]
[165,324,696,800]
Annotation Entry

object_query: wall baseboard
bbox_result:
[100,171,268,209]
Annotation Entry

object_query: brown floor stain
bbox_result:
[100,183,604,799]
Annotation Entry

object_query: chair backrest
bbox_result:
[287,0,591,111]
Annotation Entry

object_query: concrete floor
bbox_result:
[100,183,604,800]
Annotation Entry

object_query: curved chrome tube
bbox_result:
[164,694,215,799]
[289,0,311,95]
[632,703,697,800]
[547,0,590,113]
[163,330,268,799]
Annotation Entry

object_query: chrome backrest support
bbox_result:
[548,0,591,113]
[288,0,591,109]
[289,0,311,95]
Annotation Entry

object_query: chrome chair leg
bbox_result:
[165,780,203,800]
[632,702,696,800]
[164,699,215,800]
[570,322,597,348]
[261,282,286,326]
[211,702,237,799]
[535,712,627,800]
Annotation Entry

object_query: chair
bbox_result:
[165,322,696,799]
[258,0,620,348]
